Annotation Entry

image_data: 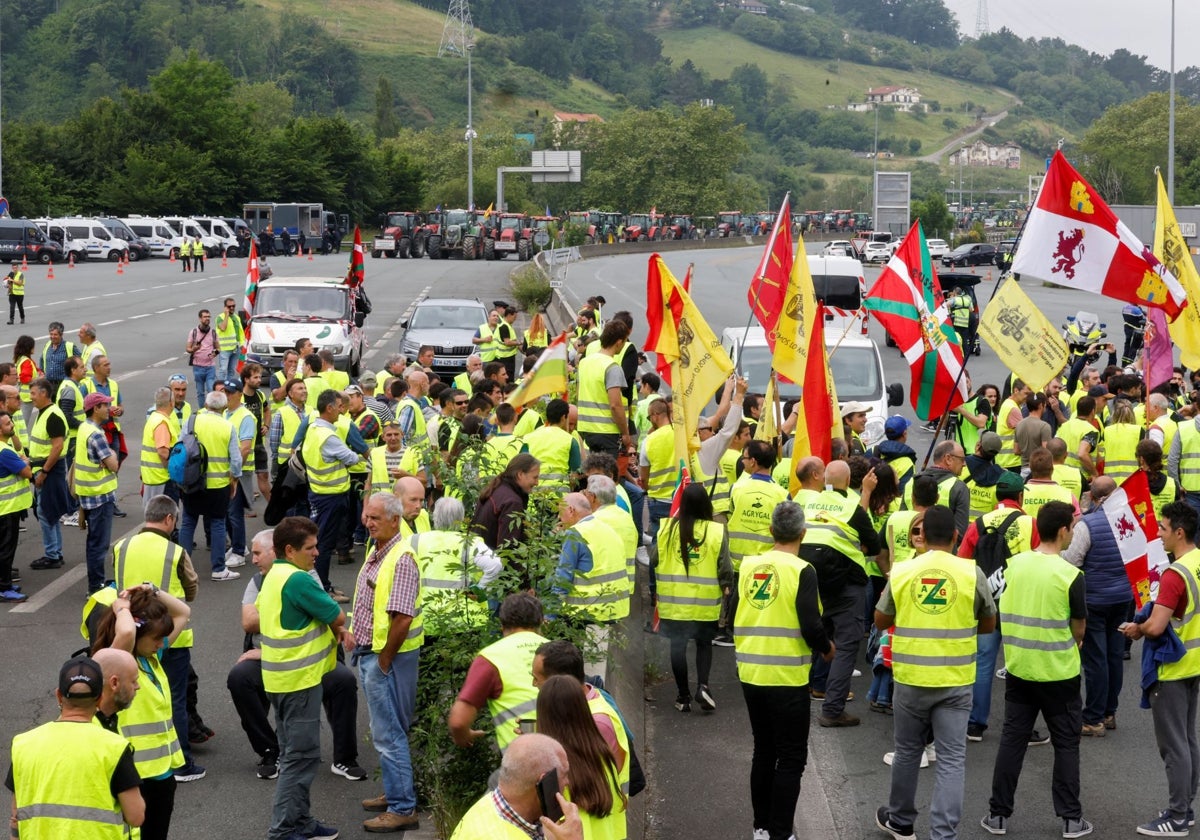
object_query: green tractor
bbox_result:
[428,208,484,260]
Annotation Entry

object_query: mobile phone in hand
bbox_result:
[536,768,564,823]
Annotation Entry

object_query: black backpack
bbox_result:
[167,415,208,495]
[974,508,1023,598]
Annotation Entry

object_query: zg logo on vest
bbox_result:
[745,565,779,609]
[910,569,959,615]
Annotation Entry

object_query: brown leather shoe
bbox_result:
[363,811,420,832]
[362,794,388,812]
[817,712,861,728]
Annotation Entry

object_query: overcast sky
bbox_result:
[942,0,1200,71]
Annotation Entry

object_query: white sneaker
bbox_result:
[60,512,79,527]
[883,750,930,769]
[925,745,937,764]
[636,546,650,567]
[996,667,1007,679]
[211,569,241,581]
[225,553,246,568]
[852,668,863,677]
[753,830,770,840]
[642,533,653,546]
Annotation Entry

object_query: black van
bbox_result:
[0,218,63,264]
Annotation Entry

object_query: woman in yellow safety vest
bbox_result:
[655,483,733,713]
[536,675,628,840]
[92,584,191,840]
[524,312,550,354]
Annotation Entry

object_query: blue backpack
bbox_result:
[167,416,208,494]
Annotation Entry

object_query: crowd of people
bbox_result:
[10,295,1200,840]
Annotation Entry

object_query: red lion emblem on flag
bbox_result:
[1115,514,1137,539]
[1051,228,1085,280]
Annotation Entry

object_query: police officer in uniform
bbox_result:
[734,501,833,840]
[874,505,997,840]
[981,501,1091,838]
[948,286,974,352]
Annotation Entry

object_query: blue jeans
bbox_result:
[162,646,193,766]
[217,350,238,383]
[180,487,229,573]
[36,494,62,561]
[310,491,348,591]
[869,671,893,706]
[1081,600,1131,725]
[267,683,324,840]
[82,500,114,593]
[358,650,418,815]
[622,479,646,540]
[970,629,1002,730]
[193,365,215,406]
[226,481,247,556]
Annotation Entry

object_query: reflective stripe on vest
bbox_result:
[122,653,184,777]
[1103,422,1142,483]
[226,404,255,473]
[729,479,790,571]
[1020,481,1073,519]
[656,518,725,621]
[563,517,630,621]
[257,563,336,693]
[1058,417,1097,474]
[29,404,66,466]
[276,403,303,465]
[352,537,424,654]
[995,398,1021,468]
[57,379,85,441]
[691,453,730,515]
[114,531,193,647]
[1000,550,1082,681]
[523,424,572,488]
[734,550,814,686]
[73,421,117,496]
[478,630,548,752]
[801,489,866,571]
[1161,550,1200,681]
[1179,421,1200,492]
[140,411,174,485]
[0,441,32,514]
[302,423,350,494]
[644,425,677,500]
[888,550,979,687]
[576,354,620,434]
[194,410,233,489]
[410,531,488,635]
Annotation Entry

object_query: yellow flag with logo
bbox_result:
[754,374,779,442]
[1155,171,1200,369]
[978,277,1069,392]
[648,256,735,465]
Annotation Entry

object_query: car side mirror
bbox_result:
[887,383,904,407]
[400,320,408,330]
[354,312,366,328]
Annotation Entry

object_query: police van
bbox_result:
[33,221,87,263]
[0,218,63,264]
[121,217,186,259]
[41,218,127,262]
[720,327,902,449]
[245,277,367,375]
[192,216,242,257]
[162,216,221,257]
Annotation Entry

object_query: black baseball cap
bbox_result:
[59,656,103,699]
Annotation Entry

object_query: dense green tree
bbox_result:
[912,194,954,239]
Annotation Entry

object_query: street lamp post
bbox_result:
[465,42,477,211]
[1169,0,1176,202]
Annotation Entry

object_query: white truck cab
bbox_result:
[246,277,367,374]
[121,217,186,259]
[33,220,88,263]
[162,216,220,257]
[192,216,241,257]
[43,217,127,262]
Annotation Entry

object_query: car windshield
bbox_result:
[734,347,800,398]
[829,345,883,402]
[817,275,862,311]
[445,210,470,226]
[500,217,523,231]
[950,245,973,255]
[255,287,349,320]
[386,214,413,230]
[409,305,486,330]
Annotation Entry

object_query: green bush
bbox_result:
[510,265,554,313]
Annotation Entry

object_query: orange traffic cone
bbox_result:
[47,262,55,281]
[308,247,314,261]
[20,256,27,271]
[68,252,75,269]
[116,257,124,276]
[221,251,228,268]
[169,249,176,263]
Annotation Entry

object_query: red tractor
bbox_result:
[716,211,748,237]
[483,213,533,261]
[663,215,700,240]
[371,211,426,259]
[623,212,667,242]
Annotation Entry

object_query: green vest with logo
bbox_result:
[1020,480,1073,520]
[801,489,867,571]
[656,519,725,622]
[1052,463,1083,500]
[728,478,789,571]
[734,549,815,686]
[889,549,979,687]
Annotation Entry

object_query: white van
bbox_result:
[246,277,367,374]
[806,254,869,338]
[162,216,220,257]
[192,216,242,257]
[46,217,127,262]
[121,217,186,259]
[33,220,88,263]
[720,326,902,449]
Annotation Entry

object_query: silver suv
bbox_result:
[399,298,489,378]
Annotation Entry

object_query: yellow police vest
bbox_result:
[1001,550,1082,682]
[257,562,337,693]
[123,652,185,778]
[889,549,979,687]
[644,425,678,501]
[12,720,130,840]
[57,378,84,445]
[351,537,424,654]
[1160,549,1200,681]
[524,424,573,489]
[995,398,1021,469]
[656,518,724,622]
[1103,422,1143,484]
[728,477,790,571]
[477,630,548,752]
[1052,463,1083,500]
[302,423,351,494]
[0,441,32,515]
[734,549,815,686]
[114,530,193,647]
[410,530,490,635]
[193,410,233,489]
[73,420,117,497]
[563,517,629,622]
[576,354,620,435]
[28,403,66,470]
[801,489,867,571]
[1020,480,1073,519]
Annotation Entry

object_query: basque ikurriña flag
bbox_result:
[863,220,967,420]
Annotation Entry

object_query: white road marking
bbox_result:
[129,313,150,319]
[10,565,85,613]
[155,308,176,314]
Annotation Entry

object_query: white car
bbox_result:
[862,241,891,263]
[822,240,851,257]
[925,238,949,259]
